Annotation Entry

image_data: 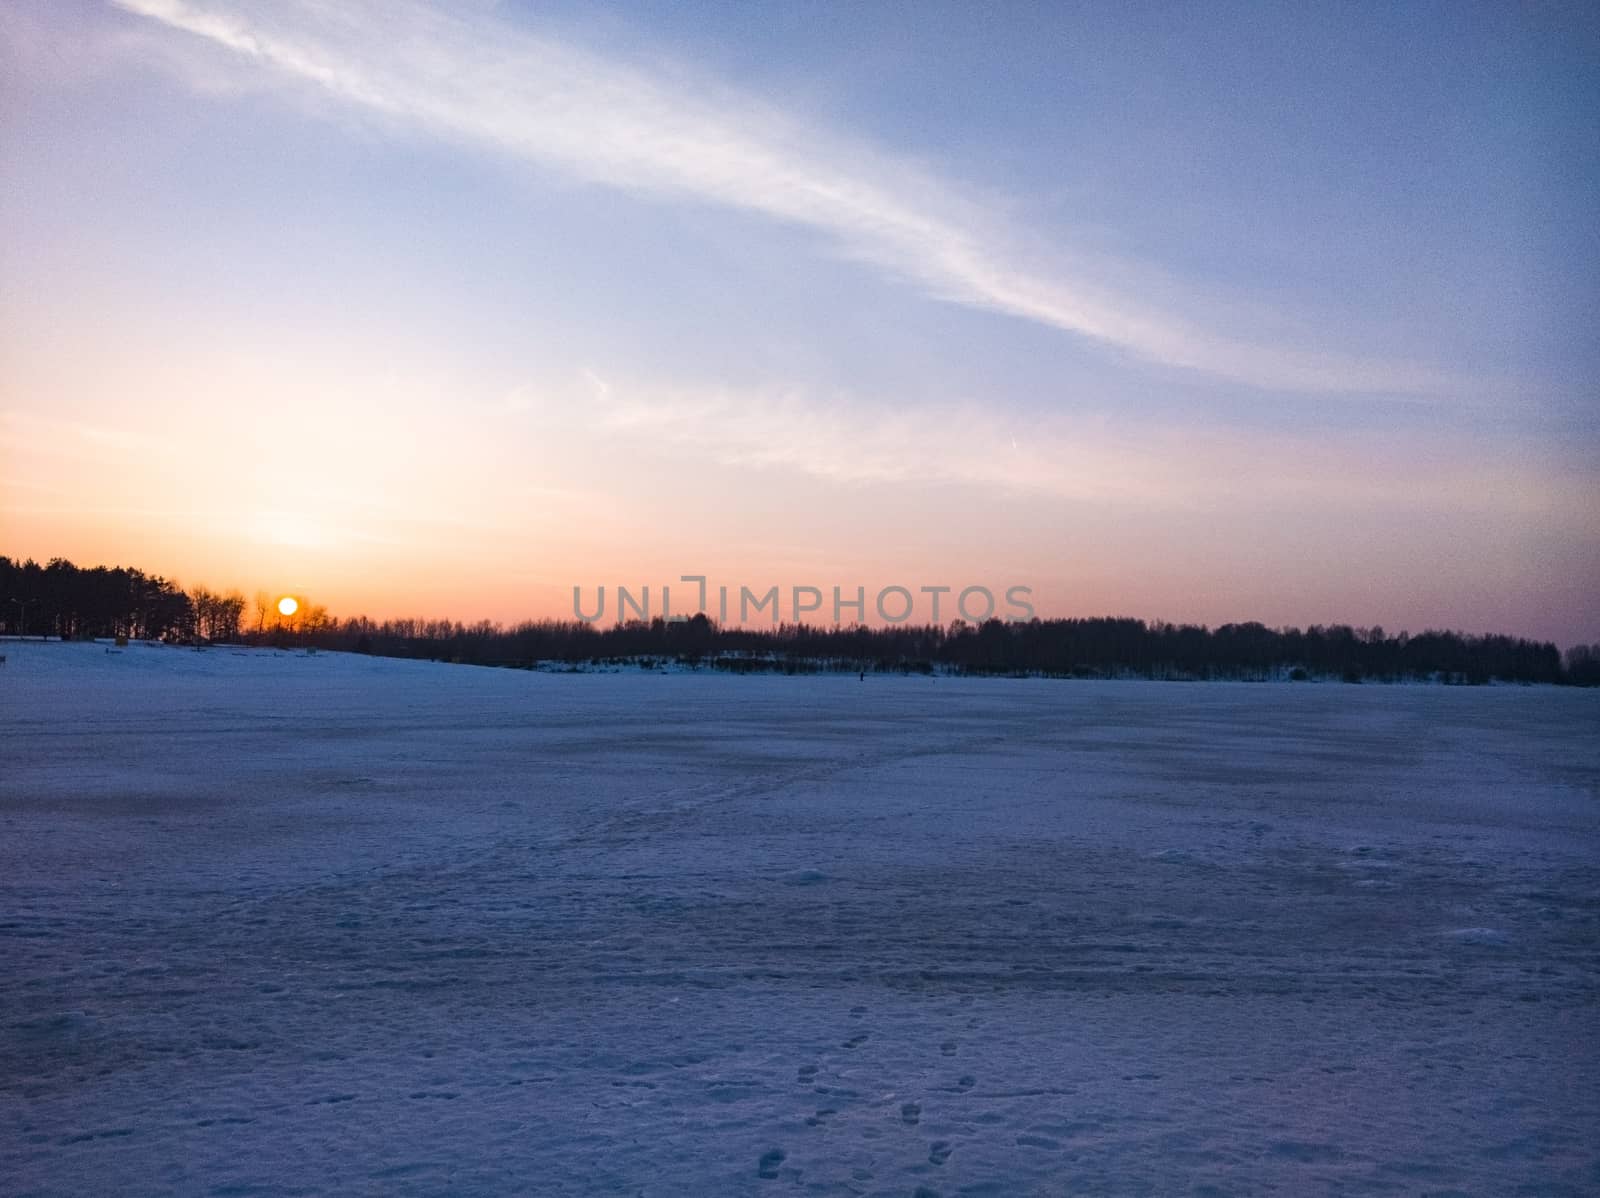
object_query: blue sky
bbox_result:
[2,0,1596,641]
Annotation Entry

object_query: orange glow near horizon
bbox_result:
[2,338,1596,645]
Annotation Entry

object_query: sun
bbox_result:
[277,596,300,618]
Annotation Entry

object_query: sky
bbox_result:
[2,0,1597,643]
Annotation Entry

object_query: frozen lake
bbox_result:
[3,642,1598,1195]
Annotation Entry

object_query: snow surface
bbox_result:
[2,640,1597,1195]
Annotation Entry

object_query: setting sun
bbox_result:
[277,596,299,618]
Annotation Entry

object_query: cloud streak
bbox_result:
[564,374,1581,518]
[112,0,1453,396]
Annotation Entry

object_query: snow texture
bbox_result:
[2,641,1598,1195]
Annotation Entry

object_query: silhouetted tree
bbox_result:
[4,555,1584,685]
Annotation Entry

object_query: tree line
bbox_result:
[4,555,1595,685]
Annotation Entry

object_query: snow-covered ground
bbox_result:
[2,641,1597,1195]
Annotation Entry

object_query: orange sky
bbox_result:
[3,1,1597,644]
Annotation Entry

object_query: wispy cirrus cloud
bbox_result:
[111,0,1454,396]
[564,374,1582,517]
